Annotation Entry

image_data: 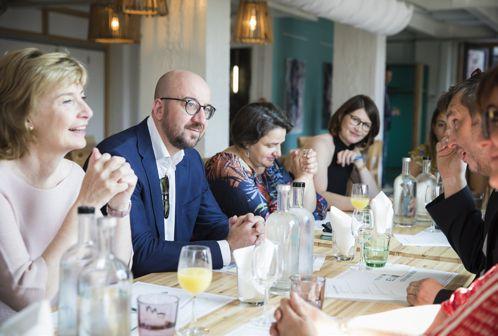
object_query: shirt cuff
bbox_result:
[217,240,232,266]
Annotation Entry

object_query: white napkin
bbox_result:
[329,206,355,255]
[370,191,394,234]
[233,245,264,300]
[0,300,54,336]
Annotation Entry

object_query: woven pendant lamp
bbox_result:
[120,0,168,16]
[233,0,272,44]
[88,0,141,44]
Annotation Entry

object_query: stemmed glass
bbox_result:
[351,183,369,219]
[177,245,213,336]
[251,239,283,327]
[350,208,374,270]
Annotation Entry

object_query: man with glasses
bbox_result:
[95,70,263,277]
[406,71,498,306]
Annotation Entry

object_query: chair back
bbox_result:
[365,139,383,186]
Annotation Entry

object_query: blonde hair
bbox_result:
[0,48,87,159]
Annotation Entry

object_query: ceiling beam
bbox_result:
[408,9,494,38]
[6,0,92,7]
[407,0,498,11]
[466,7,498,33]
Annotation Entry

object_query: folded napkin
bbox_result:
[0,300,54,336]
[233,245,264,300]
[329,206,355,255]
[370,191,394,234]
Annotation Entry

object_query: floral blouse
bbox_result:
[205,152,328,220]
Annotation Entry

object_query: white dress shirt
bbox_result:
[147,117,231,265]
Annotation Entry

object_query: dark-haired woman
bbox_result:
[409,107,447,176]
[307,95,380,211]
[205,102,327,220]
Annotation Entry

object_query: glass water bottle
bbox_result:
[58,206,98,336]
[288,182,314,276]
[265,184,299,294]
[394,157,417,226]
[78,217,132,336]
[416,158,436,223]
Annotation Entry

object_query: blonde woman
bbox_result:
[0,48,136,321]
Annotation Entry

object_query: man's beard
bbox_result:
[162,120,204,150]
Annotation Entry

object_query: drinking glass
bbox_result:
[177,245,213,336]
[138,293,179,336]
[351,208,374,270]
[251,240,283,327]
[363,233,391,268]
[289,275,325,309]
[425,184,441,232]
[351,183,369,211]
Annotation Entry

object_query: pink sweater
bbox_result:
[0,160,84,322]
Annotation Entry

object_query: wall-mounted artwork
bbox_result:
[322,62,333,128]
[285,59,306,133]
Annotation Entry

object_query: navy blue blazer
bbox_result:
[96,118,229,277]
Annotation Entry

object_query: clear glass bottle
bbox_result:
[288,182,314,276]
[416,158,436,223]
[394,157,417,226]
[78,217,132,336]
[58,206,98,336]
[265,184,299,294]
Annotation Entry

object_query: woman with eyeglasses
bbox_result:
[306,95,380,211]
[0,48,135,321]
[205,102,328,220]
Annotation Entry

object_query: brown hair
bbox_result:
[477,65,498,113]
[231,102,293,148]
[327,95,380,148]
[0,48,87,160]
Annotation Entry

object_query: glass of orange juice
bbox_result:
[351,183,369,211]
[177,245,212,336]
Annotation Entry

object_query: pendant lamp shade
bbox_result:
[88,1,140,44]
[120,0,168,16]
[233,0,272,45]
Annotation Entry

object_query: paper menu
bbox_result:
[325,264,457,302]
[394,228,451,247]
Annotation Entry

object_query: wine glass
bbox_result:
[350,208,374,270]
[351,184,369,218]
[251,239,283,327]
[177,245,213,336]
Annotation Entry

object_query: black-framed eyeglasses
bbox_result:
[348,114,372,132]
[482,105,498,139]
[160,97,216,120]
[160,176,170,219]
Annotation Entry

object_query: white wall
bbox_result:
[332,22,386,136]
[139,0,230,157]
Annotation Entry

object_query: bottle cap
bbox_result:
[292,182,305,188]
[78,206,95,214]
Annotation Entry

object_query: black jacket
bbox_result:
[426,186,498,303]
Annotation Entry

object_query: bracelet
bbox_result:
[106,201,131,218]
[353,154,363,162]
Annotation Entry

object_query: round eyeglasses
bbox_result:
[348,114,372,133]
[160,97,216,120]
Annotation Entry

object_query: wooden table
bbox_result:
[137,245,473,335]
[315,223,461,263]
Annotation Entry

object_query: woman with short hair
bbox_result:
[205,102,327,220]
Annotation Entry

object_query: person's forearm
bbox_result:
[442,175,466,199]
[357,167,379,198]
[322,191,354,211]
[114,216,133,266]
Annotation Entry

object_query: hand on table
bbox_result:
[227,213,264,251]
[406,278,444,306]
